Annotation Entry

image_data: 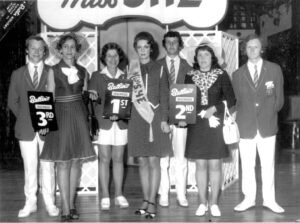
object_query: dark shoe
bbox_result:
[61,214,72,222]
[70,209,79,220]
[145,201,156,219]
[135,200,148,215]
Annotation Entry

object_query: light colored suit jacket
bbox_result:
[232,60,284,138]
[7,64,51,141]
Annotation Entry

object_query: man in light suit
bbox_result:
[158,31,191,207]
[7,35,59,218]
[232,34,285,213]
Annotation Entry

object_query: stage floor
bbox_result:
[0,149,300,222]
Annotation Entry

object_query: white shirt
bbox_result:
[101,67,124,79]
[166,55,180,83]
[247,58,263,81]
[28,61,44,84]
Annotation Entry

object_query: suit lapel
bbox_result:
[38,65,48,90]
[177,59,186,84]
[242,65,257,91]
[256,60,266,89]
[24,65,35,89]
[161,58,172,85]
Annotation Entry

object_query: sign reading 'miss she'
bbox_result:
[37,0,228,30]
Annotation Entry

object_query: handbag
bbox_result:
[222,101,240,144]
[87,99,99,141]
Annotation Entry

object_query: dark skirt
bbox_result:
[40,100,96,162]
[185,116,229,159]
[128,106,172,157]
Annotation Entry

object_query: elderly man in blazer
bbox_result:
[232,34,284,213]
[7,35,59,218]
[158,31,191,207]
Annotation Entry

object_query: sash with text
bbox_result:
[27,91,58,131]
[103,79,133,120]
[169,84,196,124]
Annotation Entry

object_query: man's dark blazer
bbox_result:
[232,60,284,138]
[157,56,192,85]
[8,64,51,141]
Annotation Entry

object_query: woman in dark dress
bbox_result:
[40,33,96,221]
[127,32,172,219]
[182,45,235,217]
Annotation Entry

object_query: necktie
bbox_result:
[169,59,175,84]
[33,66,39,89]
[253,64,259,87]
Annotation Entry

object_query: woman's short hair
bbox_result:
[25,35,49,60]
[100,42,125,66]
[193,45,220,70]
[133,31,155,56]
[162,30,184,49]
[56,33,81,52]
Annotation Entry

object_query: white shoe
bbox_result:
[195,204,208,216]
[159,195,169,207]
[234,199,255,212]
[18,204,37,218]
[46,205,60,217]
[101,197,110,210]
[210,204,221,217]
[115,196,129,208]
[177,197,189,207]
[263,201,285,213]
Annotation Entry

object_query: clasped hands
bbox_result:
[198,106,220,128]
[176,106,219,128]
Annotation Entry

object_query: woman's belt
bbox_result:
[55,94,82,102]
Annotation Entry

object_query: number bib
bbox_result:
[169,84,197,124]
[103,79,133,120]
[27,91,58,131]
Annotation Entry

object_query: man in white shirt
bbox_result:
[157,31,191,207]
[232,34,285,214]
[7,35,59,218]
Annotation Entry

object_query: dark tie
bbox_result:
[169,59,175,84]
[253,65,258,87]
[33,66,39,89]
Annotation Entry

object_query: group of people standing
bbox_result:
[7,29,285,222]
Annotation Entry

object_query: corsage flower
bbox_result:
[265,81,274,89]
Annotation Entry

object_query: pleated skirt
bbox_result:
[40,99,96,162]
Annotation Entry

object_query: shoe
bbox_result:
[195,204,208,216]
[145,201,156,219]
[263,201,285,213]
[135,200,148,215]
[210,204,221,217]
[234,199,255,212]
[159,195,169,207]
[100,197,110,210]
[177,197,189,207]
[46,205,60,217]
[61,214,72,222]
[18,204,37,218]
[70,208,80,220]
[115,195,129,208]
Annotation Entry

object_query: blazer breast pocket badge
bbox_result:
[265,81,274,96]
